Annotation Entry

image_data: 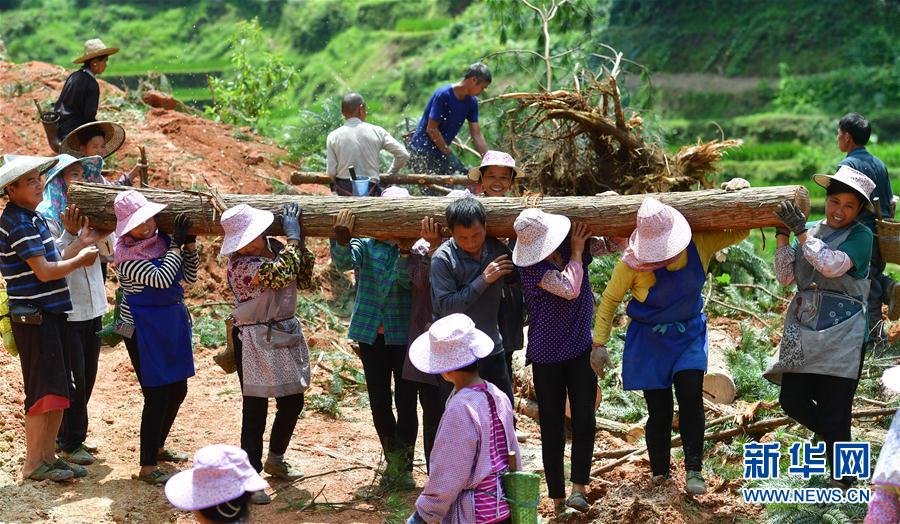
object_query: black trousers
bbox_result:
[233,326,304,472]
[124,335,188,466]
[531,349,597,499]
[416,382,445,472]
[58,317,102,452]
[780,372,859,479]
[643,370,705,477]
[358,335,418,473]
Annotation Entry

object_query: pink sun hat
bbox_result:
[114,189,167,237]
[381,186,411,198]
[622,197,692,265]
[512,208,571,267]
[467,150,524,181]
[409,313,495,374]
[165,444,269,511]
[882,366,900,394]
[219,204,275,256]
[813,165,876,211]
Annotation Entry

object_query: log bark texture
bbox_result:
[290,172,472,187]
[68,183,810,239]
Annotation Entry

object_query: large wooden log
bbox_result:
[67,183,810,239]
[290,171,472,187]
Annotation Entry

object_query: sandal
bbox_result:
[62,445,95,466]
[565,491,590,513]
[132,469,173,485]
[157,449,189,463]
[53,458,87,478]
[27,462,74,482]
[263,460,304,481]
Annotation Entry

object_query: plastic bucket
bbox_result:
[351,177,370,196]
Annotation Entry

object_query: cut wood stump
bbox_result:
[290,171,473,187]
[68,183,810,240]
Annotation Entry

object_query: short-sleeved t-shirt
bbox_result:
[409,84,478,156]
[794,220,873,279]
[0,202,72,313]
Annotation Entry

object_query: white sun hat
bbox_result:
[813,165,876,211]
[511,208,571,267]
[0,155,59,190]
[219,204,275,256]
[165,444,269,512]
[409,313,495,374]
[622,197,692,265]
[73,38,119,64]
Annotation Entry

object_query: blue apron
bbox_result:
[126,259,195,388]
[622,241,707,391]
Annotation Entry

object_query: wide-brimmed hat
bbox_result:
[813,165,876,211]
[114,189,167,237]
[165,444,269,512]
[44,154,103,186]
[409,313,494,374]
[60,121,126,159]
[468,150,524,181]
[220,204,275,256]
[623,197,691,265]
[511,208,571,267]
[0,155,59,190]
[73,38,119,64]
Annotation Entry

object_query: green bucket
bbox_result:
[502,471,540,524]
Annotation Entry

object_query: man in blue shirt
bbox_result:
[408,63,491,177]
[836,113,898,337]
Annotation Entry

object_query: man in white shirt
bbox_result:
[326,92,409,196]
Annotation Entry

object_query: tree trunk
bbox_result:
[68,183,810,239]
[290,172,473,187]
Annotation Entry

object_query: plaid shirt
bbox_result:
[331,238,411,345]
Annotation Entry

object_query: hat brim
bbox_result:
[468,165,525,182]
[0,156,59,190]
[220,209,275,256]
[164,467,269,511]
[512,214,572,267]
[73,47,119,64]
[60,121,126,159]
[628,206,692,264]
[45,155,103,186]
[813,173,875,211]
[408,329,495,375]
[115,201,167,237]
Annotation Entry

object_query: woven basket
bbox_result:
[502,471,540,524]
[877,219,900,264]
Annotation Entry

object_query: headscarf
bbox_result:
[114,231,170,264]
[37,154,105,222]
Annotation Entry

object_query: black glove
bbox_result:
[775,200,808,236]
[172,213,195,248]
[281,203,302,241]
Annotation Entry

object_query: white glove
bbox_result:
[721,177,750,191]
[590,344,612,378]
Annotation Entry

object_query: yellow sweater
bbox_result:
[593,230,749,345]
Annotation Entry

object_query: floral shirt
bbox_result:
[227,239,315,302]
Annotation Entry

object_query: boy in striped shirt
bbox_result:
[0,155,99,482]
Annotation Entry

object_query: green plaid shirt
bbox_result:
[331,239,411,345]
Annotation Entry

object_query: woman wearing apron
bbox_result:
[765,165,874,487]
[221,203,314,505]
[113,190,199,484]
[593,185,750,495]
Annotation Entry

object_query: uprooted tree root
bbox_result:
[496,78,740,196]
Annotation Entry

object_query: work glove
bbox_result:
[172,213,195,248]
[590,344,613,379]
[775,200,808,236]
[721,177,750,191]
[281,203,302,242]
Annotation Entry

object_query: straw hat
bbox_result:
[60,121,126,159]
[44,154,103,185]
[468,150,524,181]
[165,444,269,511]
[73,38,119,64]
[114,190,167,237]
[623,197,691,264]
[219,204,275,256]
[409,313,495,374]
[813,165,876,211]
[0,155,59,190]
[511,208,571,267]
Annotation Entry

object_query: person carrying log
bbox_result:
[326,92,409,197]
[112,190,199,484]
[406,313,521,524]
[864,366,900,523]
[593,179,751,495]
[764,166,875,489]
[407,62,491,177]
[59,121,143,187]
[0,155,100,483]
[220,203,315,505]
[512,209,623,515]
[35,154,113,467]
[54,39,118,144]
[330,186,418,490]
